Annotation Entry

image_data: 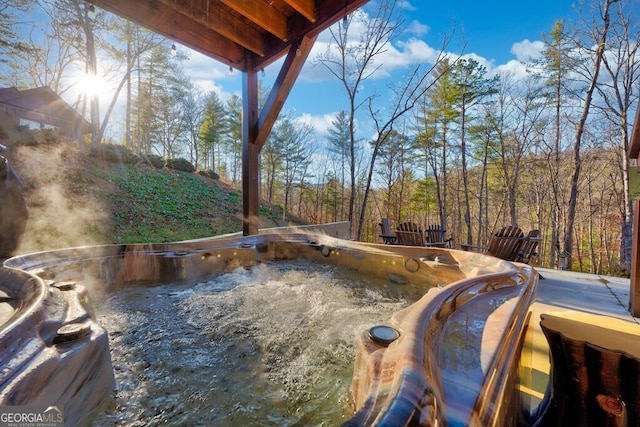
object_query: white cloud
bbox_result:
[183,50,239,101]
[510,39,545,62]
[298,112,338,137]
[297,11,441,82]
[396,38,440,64]
[495,59,531,80]
[307,36,442,81]
[296,111,373,143]
[406,19,429,36]
[451,50,532,82]
[397,0,417,11]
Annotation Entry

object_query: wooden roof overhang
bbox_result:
[87,0,370,235]
[88,0,368,72]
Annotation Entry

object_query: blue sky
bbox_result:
[181,0,580,139]
[422,0,576,63]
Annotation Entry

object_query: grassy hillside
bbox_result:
[3,131,288,254]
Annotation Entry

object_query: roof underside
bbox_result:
[87,0,370,72]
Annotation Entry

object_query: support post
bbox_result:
[242,69,260,236]
[631,198,640,316]
[629,104,640,317]
[240,36,317,236]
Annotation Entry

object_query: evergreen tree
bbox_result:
[200,91,228,172]
[225,95,243,185]
[326,111,350,220]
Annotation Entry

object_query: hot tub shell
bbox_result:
[0,232,575,425]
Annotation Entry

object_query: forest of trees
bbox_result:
[1,0,638,275]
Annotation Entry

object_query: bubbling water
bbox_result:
[93,260,421,426]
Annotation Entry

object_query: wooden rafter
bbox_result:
[283,0,317,23]
[89,0,248,68]
[156,0,266,57]
[221,0,289,42]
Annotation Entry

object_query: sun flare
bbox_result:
[77,72,109,98]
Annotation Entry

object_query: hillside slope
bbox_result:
[5,137,287,254]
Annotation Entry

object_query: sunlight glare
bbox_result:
[77,73,108,98]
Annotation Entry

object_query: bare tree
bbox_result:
[413,59,456,232]
[492,72,546,228]
[315,0,403,237]
[357,56,451,240]
[35,0,108,147]
[537,20,576,267]
[564,0,619,268]
[316,0,453,239]
[0,1,32,62]
[1,2,78,94]
[449,58,498,243]
[593,0,640,270]
[102,20,165,146]
[182,86,206,167]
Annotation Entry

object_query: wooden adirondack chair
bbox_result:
[424,224,452,248]
[395,222,425,246]
[486,226,525,261]
[378,218,396,244]
[516,229,541,264]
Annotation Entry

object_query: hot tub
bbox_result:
[1,232,538,425]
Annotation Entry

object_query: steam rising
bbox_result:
[13,143,110,253]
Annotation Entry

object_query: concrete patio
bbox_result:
[534,267,638,324]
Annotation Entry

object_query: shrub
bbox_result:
[140,153,165,169]
[197,169,219,180]
[166,157,195,173]
[93,143,140,165]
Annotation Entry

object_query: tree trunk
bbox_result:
[564,0,615,267]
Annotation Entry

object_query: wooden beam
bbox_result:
[242,68,260,236]
[209,8,266,57]
[282,0,317,23]
[156,0,266,57]
[631,198,640,316]
[88,0,248,69]
[253,0,369,70]
[629,100,640,158]
[254,34,317,149]
[630,101,640,316]
[221,0,289,42]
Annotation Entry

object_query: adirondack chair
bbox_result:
[424,224,452,248]
[395,222,425,246]
[486,226,525,261]
[516,229,541,264]
[378,218,396,244]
